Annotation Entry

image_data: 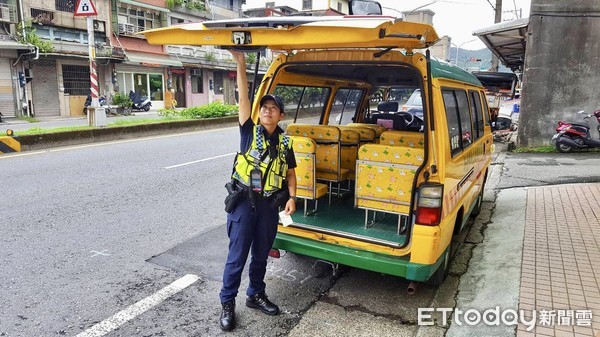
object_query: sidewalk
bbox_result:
[518,183,600,337]
[449,179,600,337]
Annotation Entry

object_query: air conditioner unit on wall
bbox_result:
[0,7,10,22]
[191,69,202,76]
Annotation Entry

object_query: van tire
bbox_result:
[427,244,451,286]
[470,178,486,217]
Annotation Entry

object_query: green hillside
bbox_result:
[449,47,511,72]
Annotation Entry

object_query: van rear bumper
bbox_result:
[273,232,443,282]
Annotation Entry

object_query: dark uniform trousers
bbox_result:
[219,193,278,304]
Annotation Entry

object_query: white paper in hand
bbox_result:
[279,211,293,227]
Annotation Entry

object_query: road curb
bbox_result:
[15,115,239,151]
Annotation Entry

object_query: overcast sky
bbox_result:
[242,0,531,50]
[378,0,531,49]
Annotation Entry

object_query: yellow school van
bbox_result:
[143,5,493,285]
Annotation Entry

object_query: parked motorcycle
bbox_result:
[129,91,152,112]
[83,95,110,115]
[552,109,600,152]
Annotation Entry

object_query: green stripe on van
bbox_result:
[273,232,443,282]
[429,58,483,87]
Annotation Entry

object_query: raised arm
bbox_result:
[230,51,250,125]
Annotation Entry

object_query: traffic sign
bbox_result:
[74,0,98,16]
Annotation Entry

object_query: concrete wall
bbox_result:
[518,0,600,146]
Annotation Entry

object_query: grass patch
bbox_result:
[108,116,190,127]
[15,126,95,136]
[513,145,556,153]
[12,116,196,136]
[18,116,39,123]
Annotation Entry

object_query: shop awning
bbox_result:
[126,52,183,67]
[0,40,35,51]
[119,0,170,13]
[473,17,529,71]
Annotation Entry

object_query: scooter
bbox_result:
[83,95,110,115]
[129,91,152,112]
[552,109,600,153]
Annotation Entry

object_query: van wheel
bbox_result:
[470,181,485,217]
[427,244,451,286]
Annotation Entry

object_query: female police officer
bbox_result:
[219,51,297,331]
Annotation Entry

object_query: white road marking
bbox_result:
[76,274,199,337]
[164,152,236,169]
[89,250,110,257]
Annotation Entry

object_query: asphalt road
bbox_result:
[6,127,598,337]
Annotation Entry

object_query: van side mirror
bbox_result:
[349,0,382,15]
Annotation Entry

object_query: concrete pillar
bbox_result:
[518,0,600,147]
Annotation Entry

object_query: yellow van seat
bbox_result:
[340,129,360,180]
[347,123,385,141]
[286,124,349,203]
[338,125,376,145]
[355,144,424,233]
[379,131,425,148]
[290,136,328,216]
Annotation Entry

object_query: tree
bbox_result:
[17,20,54,53]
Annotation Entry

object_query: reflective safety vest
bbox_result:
[232,125,292,197]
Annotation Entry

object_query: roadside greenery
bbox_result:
[12,102,238,136]
[159,101,238,119]
[14,118,185,136]
[513,146,556,153]
[17,20,54,53]
[15,126,95,136]
[18,116,39,123]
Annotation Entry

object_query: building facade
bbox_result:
[0,0,36,118]
[2,0,244,118]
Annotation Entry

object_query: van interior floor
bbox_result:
[290,195,408,246]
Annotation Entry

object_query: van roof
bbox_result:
[429,58,483,87]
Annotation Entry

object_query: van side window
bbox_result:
[330,88,363,125]
[273,85,330,123]
[456,90,472,148]
[469,90,484,139]
[442,90,461,155]
[481,93,491,126]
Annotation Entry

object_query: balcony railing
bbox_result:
[95,45,126,59]
[118,23,144,37]
[167,45,235,61]
[0,3,17,23]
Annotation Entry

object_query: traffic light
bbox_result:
[18,72,25,87]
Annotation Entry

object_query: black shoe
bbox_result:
[246,292,280,316]
[220,300,236,331]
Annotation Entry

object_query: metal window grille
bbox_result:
[117,6,160,37]
[302,0,312,10]
[62,65,90,96]
[55,0,75,13]
[31,8,54,23]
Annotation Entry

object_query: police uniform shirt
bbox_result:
[239,119,297,170]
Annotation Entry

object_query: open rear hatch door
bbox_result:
[141,16,439,51]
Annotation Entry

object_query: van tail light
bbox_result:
[416,184,444,226]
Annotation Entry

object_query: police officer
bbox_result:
[219,51,297,331]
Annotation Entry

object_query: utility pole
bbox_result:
[490,0,502,72]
